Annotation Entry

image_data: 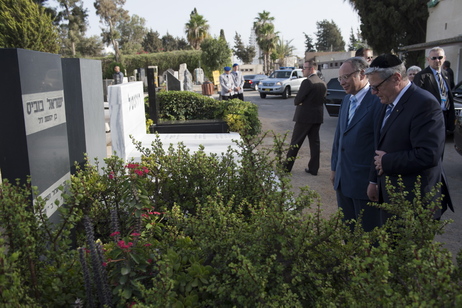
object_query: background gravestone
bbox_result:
[0,48,71,222]
[194,68,205,84]
[166,71,181,91]
[184,69,193,91]
[62,58,107,173]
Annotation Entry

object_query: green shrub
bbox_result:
[156,91,261,136]
[1,133,462,306]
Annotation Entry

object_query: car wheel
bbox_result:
[260,93,266,98]
[254,84,259,91]
[282,87,290,99]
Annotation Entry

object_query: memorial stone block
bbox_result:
[166,71,181,91]
[0,49,71,221]
[184,69,193,91]
[62,58,107,172]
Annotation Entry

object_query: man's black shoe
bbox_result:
[305,168,317,175]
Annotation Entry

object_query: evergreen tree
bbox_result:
[303,32,315,52]
[142,29,163,53]
[344,0,428,65]
[162,32,178,52]
[76,35,104,56]
[200,37,232,77]
[0,0,60,53]
[176,37,191,50]
[56,0,88,56]
[233,32,256,64]
[94,0,129,62]
[315,20,345,52]
[117,14,147,55]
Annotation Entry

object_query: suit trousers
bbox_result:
[285,122,321,172]
[336,188,382,232]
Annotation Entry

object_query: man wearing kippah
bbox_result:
[219,66,235,100]
[365,54,453,223]
[231,63,245,101]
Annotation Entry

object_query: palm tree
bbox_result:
[185,8,210,50]
[253,11,278,74]
[274,38,295,67]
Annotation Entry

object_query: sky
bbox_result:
[48,0,361,58]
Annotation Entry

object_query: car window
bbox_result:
[244,75,255,79]
[327,78,344,90]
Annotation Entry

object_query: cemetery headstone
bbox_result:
[166,71,181,91]
[61,58,107,173]
[184,69,193,91]
[0,48,71,222]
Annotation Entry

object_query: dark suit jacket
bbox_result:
[332,91,382,200]
[413,66,455,131]
[293,74,326,124]
[369,83,453,217]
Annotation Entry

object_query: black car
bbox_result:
[324,78,347,117]
[243,74,267,91]
[451,81,462,155]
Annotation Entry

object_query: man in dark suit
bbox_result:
[443,61,455,90]
[366,54,453,223]
[413,47,455,132]
[284,60,327,174]
[331,57,383,231]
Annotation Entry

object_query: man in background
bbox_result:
[284,60,326,175]
[413,47,455,132]
[231,63,245,100]
[219,66,235,100]
[113,66,124,85]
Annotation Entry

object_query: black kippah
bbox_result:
[370,54,402,68]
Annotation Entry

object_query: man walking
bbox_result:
[284,60,326,174]
[331,57,382,231]
[413,47,455,132]
[366,54,453,223]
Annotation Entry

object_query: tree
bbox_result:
[344,0,428,65]
[176,37,191,51]
[347,28,368,52]
[303,32,315,52]
[94,0,129,62]
[76,35,104,56]
[56,0,88,56]
[253,11,279,74]
[162,32,178,52]
[185,8,210,50]
[274,37,296,67]
[117,14,147,54]
[0,0,60,53]
[142,29,163,53]
[233,32,256,64]
[200,37,232,78]
[315,20,345,52]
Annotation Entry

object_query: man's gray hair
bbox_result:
[344,57,369,71]
[428,46,445,56]
[365,62,407,80]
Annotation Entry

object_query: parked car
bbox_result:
[324,78,347,117]
[451,81,462,155]
[258,68,305,99]
[244,74,267,90]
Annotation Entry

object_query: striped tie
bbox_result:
[437,72,450,109]
[381,103,394,129]
[347,96,358,125]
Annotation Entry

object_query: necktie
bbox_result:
[347,96,358,125]
[382,103,394,129]
[437,72,450,109]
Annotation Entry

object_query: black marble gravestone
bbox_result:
[62,58,106,172]
[0,49,71,222]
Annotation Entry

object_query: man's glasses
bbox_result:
[430,56,444,60]
[337,70,360,82]
[370,74,393,92]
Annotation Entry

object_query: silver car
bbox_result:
[258,68,306,99]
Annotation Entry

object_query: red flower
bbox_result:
[131,232,141,237]
[110,231,120,237]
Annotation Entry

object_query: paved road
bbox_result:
[244,89,462,257]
